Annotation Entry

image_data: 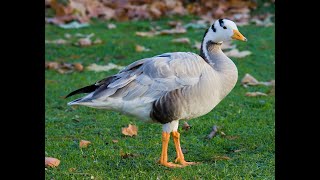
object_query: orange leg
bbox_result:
[159,132,183,168]
[172,131,197,166]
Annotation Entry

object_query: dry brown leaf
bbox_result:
[170,1,187,15]
[182,122,191,131]
[122,124,138,137]
[135,44,151,52]
[149,6,162,18]
[93,38,103,44]
[224,49,251,58]
[213,155,231,161]
[45,62,83,74]
[77,38,92,46]
[112,139,118,143]
[47,0,257,24]
[245,92,268,97]
[107,23,116,29]
[79,140,91,148]
[135,31,157,37]
[172,37,190,44]
[251,14,274,27]
[45,62,60,70]
[86,63,124,72]
[234,149,244,153]
[159,26,187,35]
[120,150,139,159]
[167,21,182,27]
[241,74,275,87]
[241,73,260,86]
[73,63,84,71]
[45,39,68,44]
[45,157,60,167]
[68,167,76,172]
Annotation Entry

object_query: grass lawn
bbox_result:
[45,15,274,179]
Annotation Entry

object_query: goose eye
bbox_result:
[223,26,227,29]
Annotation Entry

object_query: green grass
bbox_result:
[45,16,274,179]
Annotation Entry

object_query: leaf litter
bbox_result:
[172,37,190,44]
[79,140,91,148]
[45,62,84,74]
[241,73,275,87]
[86,63,124,72]
[45,157,60,167]
[135,45,151,52]
[121,124,138,137]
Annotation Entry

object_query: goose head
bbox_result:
[204,19,247,43]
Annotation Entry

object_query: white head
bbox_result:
[203,19,247,44]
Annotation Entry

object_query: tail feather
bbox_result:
[65,76,117,99]
[65,84,97,98]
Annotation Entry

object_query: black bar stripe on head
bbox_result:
[211,24,216,32]
[218,19,224,27]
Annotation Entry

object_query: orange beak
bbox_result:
[232,29,247,41]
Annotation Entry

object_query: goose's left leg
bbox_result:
[171,121,197,166]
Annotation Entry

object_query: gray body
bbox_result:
[68,43,238,124]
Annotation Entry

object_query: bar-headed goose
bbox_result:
[66,19,247,168]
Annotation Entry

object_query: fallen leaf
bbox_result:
[135,31,157,37]
[224,49,252,58]
[241,74,275,87]
[79,140,91,148]
[93,38,102,44]
[182,122,191,131]
[75,33,90,37]
[135,45,151,52]
[159,26,187,35]
[213,155,231,161]
[45,62,60,70]
[59,21,89,29]
[245,92,268,97]
[120,150,139,159]
[234,149,244,153]
[251,13,274,27]
[112,139,118,143]
[172,37,190,44]
[45,157,60,167]
[47,0,257,23]
[167,21,182,27]
[45,39,68,44]
[241,73,260,86]
[45,62,83,74]
[77,38,92,46]
[86,63,124,72]
[73,63,84,71]
[68,167,76,172]
[122,124,138,137]
[106,23,116,29]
